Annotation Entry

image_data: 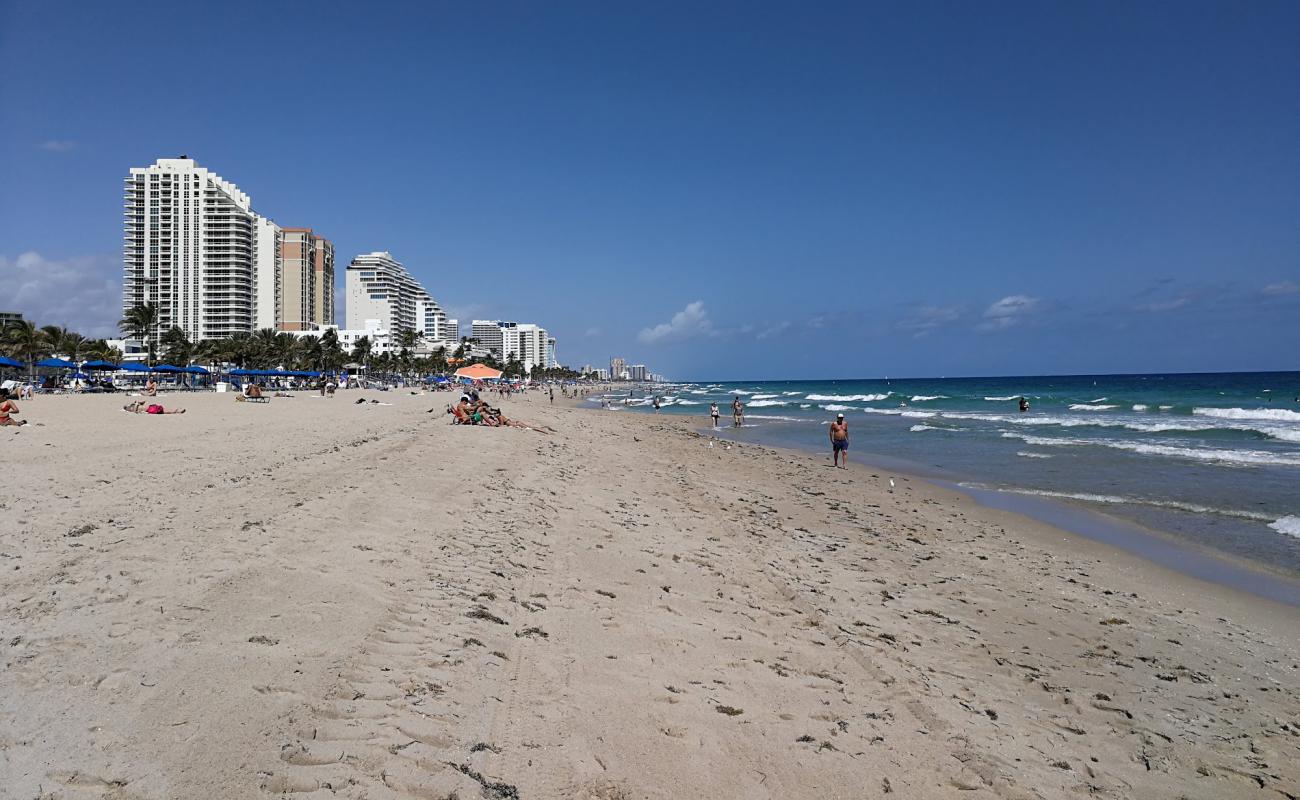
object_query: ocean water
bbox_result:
[588,373,1300,575]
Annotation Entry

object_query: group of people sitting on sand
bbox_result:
[447,391,555,434]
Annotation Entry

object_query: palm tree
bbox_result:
[61,332,88,365]
[252,328,280,369]
[119,303,160,367]
[41,325,67,358]
[160,326,193,366]
[396,328,420,351]
[4,320,51,376]
[318,328,344,373]
[351,335,372,369]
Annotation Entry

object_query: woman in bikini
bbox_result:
[0,389,26,426]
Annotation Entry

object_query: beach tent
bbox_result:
[0,356,23,369]
[453,364,503,381]
[34,358,75,369]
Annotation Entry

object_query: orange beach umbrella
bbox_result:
[453,364,503,381]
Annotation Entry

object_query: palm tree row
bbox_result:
[8,306,584,383]
[1,320,125,367]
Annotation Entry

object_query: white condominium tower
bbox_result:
[345,251,439,334]
[124,157,277,341]
[470,320,553,372]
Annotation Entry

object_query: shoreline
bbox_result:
[690,416,1300,606]
[3,390,1297,798]
[577,389,1300,603]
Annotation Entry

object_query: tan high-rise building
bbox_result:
[312,235,335,327]
[278,229,317,331]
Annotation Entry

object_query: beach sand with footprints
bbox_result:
[1,390,1297,799]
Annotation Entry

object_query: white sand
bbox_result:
[1,390,1297,799]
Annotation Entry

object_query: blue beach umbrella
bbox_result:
[151,364,183,373]
[183,365,210,375]
[0,356,23,369]
[34,358,76,369]
[119,362,151,372]
[81,360,121,370]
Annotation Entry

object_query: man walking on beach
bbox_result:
[731,396,743,427]
[830,412,849,468]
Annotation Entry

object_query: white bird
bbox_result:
[889,478,896,491]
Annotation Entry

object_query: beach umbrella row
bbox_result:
[229,368,323,378]
[0,359,320,379]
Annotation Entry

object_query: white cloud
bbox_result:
[583,327,602,338]
[444,303,487,322]
[1263,281,1300,296]
[898,305,962,337]
[638,300,714,344]
[0,251,120,337]
[1136,296,1190,313]
[756,320,791,339]
[978,295,1039,331]
[39,140,76,152]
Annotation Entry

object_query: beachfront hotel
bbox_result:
[124,157,271,341]
[278,229,335,331]
[471,320,553,373]
[345,251,447,338]
[124,157,333,341]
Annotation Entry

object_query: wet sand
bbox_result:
[2,390,1297,798]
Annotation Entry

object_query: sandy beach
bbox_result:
[1,389,1297,799]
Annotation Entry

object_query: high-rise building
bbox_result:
[471,320,554,372]
[279,228,317,331]
[345,251,436,334]
[253,217,282,330]
[312,235,335,327]
[628,364,649,382]
[445,319,460,342]
[124,157,273,341]
[610,357,626,380]
[471,320,505,356]
[416,296,447,340]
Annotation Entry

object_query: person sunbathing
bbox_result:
[0,389,26,426]
[123,401,186,414]
[496,413,555,434]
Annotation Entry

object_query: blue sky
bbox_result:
[1,1,1297,380]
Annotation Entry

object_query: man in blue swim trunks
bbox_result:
[830,412,849,468]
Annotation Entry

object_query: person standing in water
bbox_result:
[731,396,743,426]
[1018,396,1030,413]
[710,402,720,428]
[829,412,849,467]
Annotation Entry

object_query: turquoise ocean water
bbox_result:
[588,372,1300,575]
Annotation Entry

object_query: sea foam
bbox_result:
[806,393,890,402]
[999,432,1300,467]
[1194,407,1300,422]
[968,485,1279,522]
[1269,516,1300,538]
